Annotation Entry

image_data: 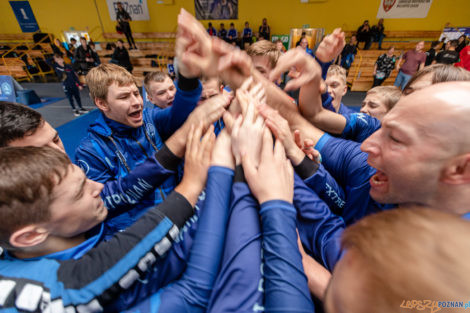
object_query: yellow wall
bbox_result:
[1,0,469,41]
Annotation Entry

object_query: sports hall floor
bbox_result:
[22,82,364,160]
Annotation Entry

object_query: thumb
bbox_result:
[241,151,257,182]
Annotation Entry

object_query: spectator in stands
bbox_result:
[455,41,470,71]
[246,40,280,79]
[394,41,426,90]
[218,23,227,41]
[275,39,286,53]
[74,37,99,75]
[372,46,396,86]
[116,1,137,50]
[456,34,467,53]
[52,53,88,117]
[242,21,253,49]
[111,39,133,73]
[433,40,460,65]
[258,18,271,40]
[295,31,307,47]
[227,23,238,45]
[66,38,77,61]
[299,37,313,56]
[207,22,217,36]
[210,0,234,19]
[370,18,385,50]
[338,35,358,70]
[88,42,101,66]
[144,71,176,109]
[425,40,441,66]
[356,20,371,50]
[167,57,176,79]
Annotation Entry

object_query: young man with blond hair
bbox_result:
[324,65,354,115]
[246,40,281,79]
[75,63,201,236]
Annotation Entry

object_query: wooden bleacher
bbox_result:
[342,30,441,91]
[0,33,57,82]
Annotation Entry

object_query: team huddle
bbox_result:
[1,9,470,313]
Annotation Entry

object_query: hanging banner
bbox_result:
[9,1,39,33]
[377,0,433,19]
[195,0,238,20]
[106,0,149,21]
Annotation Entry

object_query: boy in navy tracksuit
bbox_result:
[52,53,88,116]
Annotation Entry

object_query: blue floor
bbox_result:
[57,109,100,160]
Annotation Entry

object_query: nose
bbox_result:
[360,130,380,156]
[360,106,368,114]
[90,179,104,197]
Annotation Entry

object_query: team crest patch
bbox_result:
[383,0,396,12]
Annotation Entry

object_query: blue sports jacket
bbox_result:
[341,112,382,143]
[75,78,201,237]
[0,191,195,312]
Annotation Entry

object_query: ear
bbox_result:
[441,154,470,185]
[341,84,348,97]
[9,225,49,248]
[94,97,109,112]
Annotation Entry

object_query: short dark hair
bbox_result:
[0,146,70,248]
[450,40,459,48]
[70,38,77,42]
[431,40,440,48]
[0,101,44,147]
[80,37,87,41]
[117,39,124,44]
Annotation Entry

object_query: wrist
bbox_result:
[287,147,305,167]
[174,178,202,207]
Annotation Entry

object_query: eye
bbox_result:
[389,134,400,143]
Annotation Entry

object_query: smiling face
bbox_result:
[97,82,144,128]
[45,164,106,238]
[147,77,176,109]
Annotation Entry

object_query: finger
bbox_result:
[265,119,281,141]
[222,111,235,132]
[236,89,248,116]
[269,50,305,82]
[244,96,255,124]
[241,151,257,184]
[231,114,243,139]
[254,114,265,129]
[261,127,274,161]
[304,138,315,148]
[200,124,215,160]
[191,122,203,155]
[186,124,195,158]
[274,139,287,162]
[294,130,302,149]
[240,76,254,92]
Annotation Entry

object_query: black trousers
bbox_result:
[121,22,136,48]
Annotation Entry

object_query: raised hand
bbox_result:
[269,47,322,92]
[294,133,321,164]
[242,128,294,204]
[176,8,218,78]
[175,124,215,206]
[258,104,305,166]
[231,89,265,166]
[314,28,346,63]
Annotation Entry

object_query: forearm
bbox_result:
[302,252,332,301]
[311,108,347,135]
[100,145,181,213]
[260,200,315,313]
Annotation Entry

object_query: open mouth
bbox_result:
[129,110,142,120]
[370,169,389,190]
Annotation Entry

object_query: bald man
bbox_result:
[362,82,470,214]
